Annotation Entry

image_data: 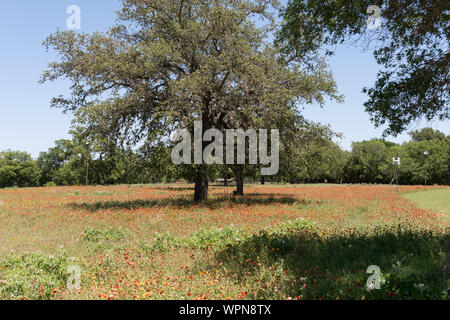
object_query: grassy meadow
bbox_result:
[403,188,450,221]
[0,184,448,300]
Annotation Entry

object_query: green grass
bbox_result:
[403,188,450,221]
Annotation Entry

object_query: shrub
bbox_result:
[149,232,181,252]
[187,226,245,249]
[81,226,129,250]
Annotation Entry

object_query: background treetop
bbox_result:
[278,0,449,136]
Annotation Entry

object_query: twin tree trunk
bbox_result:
[194,167,247,201]
[193,117,248,201]
[194,169,243,201]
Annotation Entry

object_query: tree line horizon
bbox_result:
[1,127,449,190]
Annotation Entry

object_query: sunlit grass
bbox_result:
[0,184,448,300]
[403,188,450,221]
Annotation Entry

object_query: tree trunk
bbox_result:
[193,114,211,202]
[261,176,265,185]
[235,170,244,196]
[194,174,209,202]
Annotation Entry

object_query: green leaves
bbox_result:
[279,0,449,136]
[41,0,341,146]
[0,151,40,188]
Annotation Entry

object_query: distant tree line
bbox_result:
[1,127,448,189]
[278,127,450,185]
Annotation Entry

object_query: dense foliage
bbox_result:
[278,0,449,136]
[0,128,448,188]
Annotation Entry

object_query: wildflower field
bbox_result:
[0,184,448,300]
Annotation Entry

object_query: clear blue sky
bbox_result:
[0,1,448,158]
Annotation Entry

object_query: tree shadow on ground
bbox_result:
[155,186,195,192]
[68,194,315,212]
[201,226,449,299]
[155,184,276,191]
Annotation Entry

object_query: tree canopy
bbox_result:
[41,0,341,201]
[278,0,449,136]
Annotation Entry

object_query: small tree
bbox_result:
[0,151,40,188]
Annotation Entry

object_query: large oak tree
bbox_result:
[42,0,340,201]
